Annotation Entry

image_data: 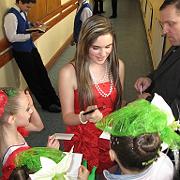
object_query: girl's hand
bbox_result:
[47,135,60,149]
[84,105,103,123]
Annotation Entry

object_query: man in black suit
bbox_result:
[134,0,180,120]
[135,2,180,175]
[110,0,117,18]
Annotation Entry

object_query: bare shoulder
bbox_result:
[59,62,76,78]
[59,62,77,88]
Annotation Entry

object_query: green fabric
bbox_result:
[88,166,97,180]
[82,159,88,167]
[83,159,96,180]
[15,147,65,172]
[96,99,180,150]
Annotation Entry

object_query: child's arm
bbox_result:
[25,91,44,132]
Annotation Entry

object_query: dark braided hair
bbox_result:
[110,133,161,171]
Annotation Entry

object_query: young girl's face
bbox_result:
[14,92,33,127]
[88,33,113,65]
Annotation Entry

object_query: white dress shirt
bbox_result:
[103,153,174,180]
[4,5,31,43]
[78,0,93,23]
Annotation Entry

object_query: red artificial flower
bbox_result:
[0,90,8,117]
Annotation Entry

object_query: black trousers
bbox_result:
[93,0,103,14]
[111,0,117,17]
[13,48,60,108]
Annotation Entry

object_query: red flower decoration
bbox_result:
[0,90,8,117]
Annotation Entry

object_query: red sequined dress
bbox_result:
[64,82,118,173]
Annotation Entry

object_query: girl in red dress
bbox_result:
[59,15,125,174]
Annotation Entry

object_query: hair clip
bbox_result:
[110,137,120,146]
[142,158,155,166]
[141,153,159,166]
[2,88,17,97]
[0,90,8,117]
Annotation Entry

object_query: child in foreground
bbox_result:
[9,146,96,179]
[79,98,180,180]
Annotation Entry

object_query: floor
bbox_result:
[0,0,153,176]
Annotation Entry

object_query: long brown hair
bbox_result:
[75,15,122,110]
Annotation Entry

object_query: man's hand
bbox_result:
[134,77,152,93]
[138,92,151,99]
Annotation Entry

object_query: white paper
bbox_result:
[151,93,174,125]
[66,153,83,179]
[99,131,110,140]
[53,133,74,140]
[151,93,175,151]
[161,143,169,152]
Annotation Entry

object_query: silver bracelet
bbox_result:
[79,111,88,124]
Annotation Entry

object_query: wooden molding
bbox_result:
[0,37,10,52]
[0,48,13,67]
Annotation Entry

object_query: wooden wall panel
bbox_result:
[28,0,47,22]
[47,0,61,14]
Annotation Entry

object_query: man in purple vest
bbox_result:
[4,0,61,113]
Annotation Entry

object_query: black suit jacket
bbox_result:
[147,46,180,119]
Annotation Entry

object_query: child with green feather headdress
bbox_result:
[9,146,96,180]
[96,94,180,150]
[10,146,76,180]
[79,94,179,179]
